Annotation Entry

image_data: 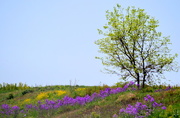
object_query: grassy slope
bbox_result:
[0,84,180,118]
[53,88,180,118]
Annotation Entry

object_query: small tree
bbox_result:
[95,4,179,88]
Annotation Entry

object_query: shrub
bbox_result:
[22,89,34,95]
[7,93,14,100]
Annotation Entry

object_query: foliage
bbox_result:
[85,85,110,96]
[150,105,179,118]
[56,90,66,96]
[36,90,67,100]
[118,95,166,117]
[0,82,135,117]
[0,82,30,91]
[36,92,49,100]
[91,112,100,118]
[142,87,154,92]
[95,4,179,88]
[0,82,179,118]
[6,94,14,100]
[23,99,31,104]
[22,89,34,95]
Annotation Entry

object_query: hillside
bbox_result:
[0,82,179,118]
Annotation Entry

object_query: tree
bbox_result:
[95,4,179,88]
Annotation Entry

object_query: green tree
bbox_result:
[95,4,179,88]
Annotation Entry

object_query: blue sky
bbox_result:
[0,0,179,86]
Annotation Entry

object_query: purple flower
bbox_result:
[123,85,129,90]
[146,95,151,99]
[155,86,172,92]
[119,108,125,113]
[135,102,142,108]
[161,106,166,110]
[152,102,157,107]
[26,104,33,109]
[0,81,135,117]
[152,102,161,107]
[119,94,167,118]
[12,106,19,110]
[144,95,154,102]
[125,105,138,115]
[129,81,135,86]
[158,103,163,106]
[137,116,145,118]
[131,87,137,91]
[145,112,150,116]
[112,114,118,118]
[1,104,10,109]
[135,102,147,111]
[150,97,154,102]
[144,97,148,101]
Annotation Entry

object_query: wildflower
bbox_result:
[161,106,166,110]
[75,88,86,91]
[0,81,135,117]
[152,102,158,107]
[36,92,49,100]
[141,105,147,109]
[144,95,154,102]
[1,104,10,109]
[150,97,154,102]
[119,94,166,118]
[154,86,172,92]
[38,101,42,104]
[26,104,33,109]
[145,112,150,116]
[131,87,137,91]
[112,114,118,117]
[129,81,135,86]
[12,106,20,110]
[125,104,138,115]
[56,90,66,96]
[144,97,148,101]
[137,116,145,118]
[119,108,125,113]
[23,98,31,104]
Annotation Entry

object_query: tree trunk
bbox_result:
[142,74,146,88]
[136,73,140,89]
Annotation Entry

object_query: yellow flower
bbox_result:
[20,98,32,106]
[36,92,49,100]
[55,90,66,96]
[75,88,86,91]
[24,98,31,103]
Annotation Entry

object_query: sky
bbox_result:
[0,0,179,86]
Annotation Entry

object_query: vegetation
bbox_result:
[0,82,30,91]
[0,82,179,118]
[1,4,179,118]
[95,4,179,88]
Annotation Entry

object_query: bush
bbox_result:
[7,93,14,100]
[22,89,34,95]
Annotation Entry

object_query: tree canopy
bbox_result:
[95,4,179,88]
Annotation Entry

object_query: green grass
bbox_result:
[0,82,179,118]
